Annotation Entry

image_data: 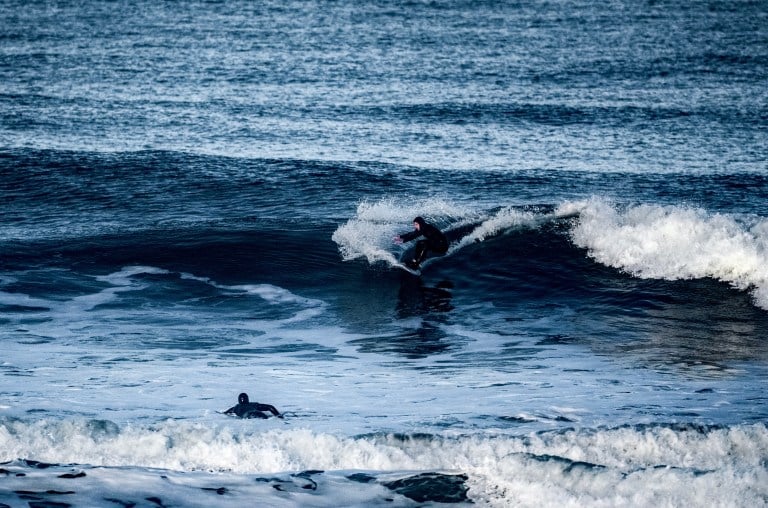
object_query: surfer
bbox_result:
[394,216,449,270]
[224,393,283,419]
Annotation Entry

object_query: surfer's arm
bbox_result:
[264,404,283,418]
[398,230,422,243]
[223,405,237,415]
[255,403,283,418]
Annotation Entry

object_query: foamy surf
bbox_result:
[569,198,768,310]
[1,418,766,507]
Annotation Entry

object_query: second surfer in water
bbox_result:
[394,216,449,269]
[224,393,283,419]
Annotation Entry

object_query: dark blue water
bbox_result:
[1,1,767,506]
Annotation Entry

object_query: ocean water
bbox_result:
[1,0,767,506]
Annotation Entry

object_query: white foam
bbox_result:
[60,266,168,313]
[450,206,539,250]
[0,290,51,310]
[0,419,765,507]
[0,266,164,318]
[95,265,171,285]
[569,198,768,309]
[0,266,327,345]
[0,275,17,286]
[178,272,326,324]
[180,271,323,308]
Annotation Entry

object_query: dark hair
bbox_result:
[413,216,426,227]
[238,393,250,404]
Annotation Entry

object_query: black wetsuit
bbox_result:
[399,221,448,267]
[224,393,282,419]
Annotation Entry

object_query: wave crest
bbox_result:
[570,198,768,309]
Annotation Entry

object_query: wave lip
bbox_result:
[570,198,768,310]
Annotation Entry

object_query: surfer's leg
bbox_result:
[413,240,428,265]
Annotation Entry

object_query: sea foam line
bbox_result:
[0,419,766,507]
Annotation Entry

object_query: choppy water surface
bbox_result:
[1,0,767,506]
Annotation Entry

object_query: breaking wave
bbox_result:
[570,198,768,309]
[1,417,766,507]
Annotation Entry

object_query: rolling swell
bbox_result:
[4,149,768,230]
[1,224,344,290]
[0,149,412,225]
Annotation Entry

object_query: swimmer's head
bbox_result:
[238,393,249,404]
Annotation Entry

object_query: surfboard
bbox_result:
[394,261,421,275]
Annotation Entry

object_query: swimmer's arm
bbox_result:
[267,404,283,418]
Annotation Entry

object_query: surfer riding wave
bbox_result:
[394,217,449,270]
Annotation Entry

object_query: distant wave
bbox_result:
[570,198,768,310]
